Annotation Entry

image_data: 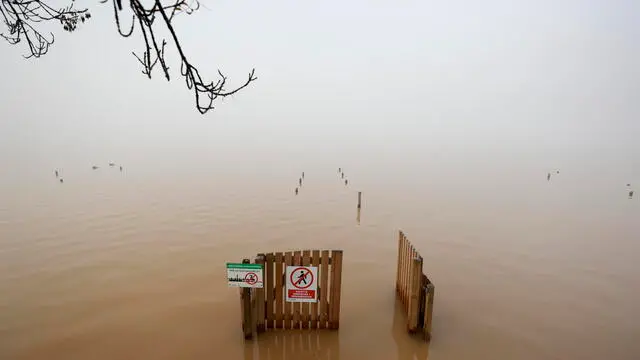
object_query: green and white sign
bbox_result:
[227,263,263,288]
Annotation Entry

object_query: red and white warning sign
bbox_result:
[285,265,318,303]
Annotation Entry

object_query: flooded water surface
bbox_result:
[1,149,638,360]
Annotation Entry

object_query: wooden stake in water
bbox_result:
[240,258,253,339]
[357,192,362,209]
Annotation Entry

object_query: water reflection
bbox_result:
[356,208,361,225]
[244,331,340,360]
[392,298,430,360]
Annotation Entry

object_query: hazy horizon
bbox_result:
[1,1,639,360]
[1,1,639,161]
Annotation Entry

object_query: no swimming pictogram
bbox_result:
[244,272,258,285]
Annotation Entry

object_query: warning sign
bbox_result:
[285,266,318,303]
[227,263,263,288]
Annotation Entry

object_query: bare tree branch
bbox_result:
[1,0,256,114]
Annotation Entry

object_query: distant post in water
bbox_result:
[357,191,362,209]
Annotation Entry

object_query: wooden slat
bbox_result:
[283,251,293,329]
[301,250,311,329]
[292,251,302,329]
[275,252,284,329]
[424,283,435,341]
[418,274,428,330]
[329,250,343,329]
[400,236,407,304]
[410,246,417,307]
[407,256,422,332]
[265,253,274,329]
[403,243,410,307]
[396,231,403,292]
[319,250,330,329]
[310,250,320,329]
[409,247,416,310]
[404,241,410,306]
[255,254,266,332]
[408,242,414,305]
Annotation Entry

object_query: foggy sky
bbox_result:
[0,0,639,167]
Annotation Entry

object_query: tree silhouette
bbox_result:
[1,0,256,114]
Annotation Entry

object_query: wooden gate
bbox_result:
[395,231,435,341]
[239,250,343,339]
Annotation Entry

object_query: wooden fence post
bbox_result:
[311,250,321,329]
[319,250,330,329]
[274,252,284,329]
[329,250,343,329]
[284,251,293,329]
[255,254,266,333]
[302,250,311,329]
[396,231,403,292]
[424,283,435,341]
[407,256,422,332]
[292,251,302,329]
[265,253,274,329]
[240,258,253,339]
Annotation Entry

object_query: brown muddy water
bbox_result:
[1,152,639,360]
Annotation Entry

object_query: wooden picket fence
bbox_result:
[240,250,343,339]
[395,230,435,341]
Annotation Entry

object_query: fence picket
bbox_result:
[301,250,311,329]
[310,250,320,329]
[284,251,293,329]
[292,251,302,329]
[319,250,330,329]
[329,250,343,329]
[265,253,274,329]
[274,252,284,329]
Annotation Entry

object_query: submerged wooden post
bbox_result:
[395,231,403,292]
[424,283,435,341]
[319,250,330,329]
[240,258,253,339]
[301,250,311,329]
[265,253,274,329]
[407,256,422,332]
[274,252,284,329]
[329,250,343,329]
[292,251,302,329]
[255,254,266,333]
[357,191,362,209]
[284,251,293,330]
[311,250,321,329]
